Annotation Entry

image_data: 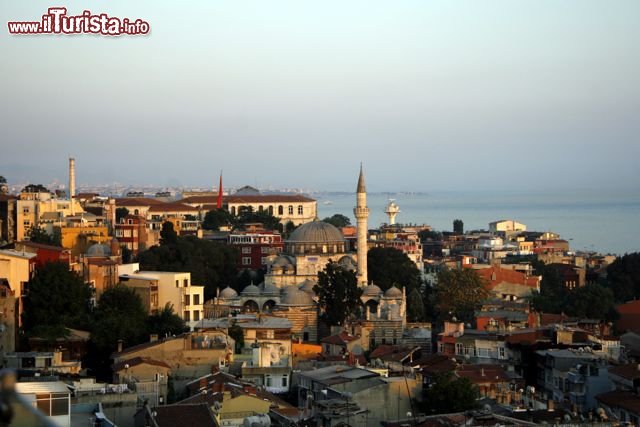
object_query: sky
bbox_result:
[1,1,639,192]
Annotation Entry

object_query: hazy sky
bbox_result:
[1,1,639,192]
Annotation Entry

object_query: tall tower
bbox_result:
[69,157,76,215]
[385,200,400,225]
[354,164,369,286]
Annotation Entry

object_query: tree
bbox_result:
[0,176,6,184]
[147,303,189,338]
[202,209,232,231]
[22,184,50,194]
[418,229,442,241]
[91,284,148,353]
[418,373,479,414]
[160,221,178,245]
[528,263,569,314]
[314,261,362,326]
[606,253,640,303]
[407,288,426,322]
[435,268,489,323]
[115,207,129,223]
[322,214,351,228]
[26,226,62,246]
[138,235,238,300]
[367,247,422,292]
[228,321,244,354]
[233,207,281,230]
[121,245,133,263]
[453,219,464,234]
[22,262,91,339]
[565,283,618,321]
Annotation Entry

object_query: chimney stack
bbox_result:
[69,157,76,215]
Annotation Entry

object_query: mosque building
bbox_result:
[206,166,408,345]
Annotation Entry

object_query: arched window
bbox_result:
[134,209,139,215]
[231,206,236,216]
[268,206,274,215]
[288,205,293,215]
[297,205,303,215]
[278,205,283,216]
[258,205,264,212]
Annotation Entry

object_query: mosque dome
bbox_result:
[241,283,260,296]
[363,284,383,296]
[261,283,280,296]
[271,255,295,267]
[337,256,357,272]
[384,286,403,298]
[86,243,111,257]
[299,279,317,293]
[219,286,238,299]
[281,288,314,306]
[287,221,345,244]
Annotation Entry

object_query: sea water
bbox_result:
[315,189,640,255]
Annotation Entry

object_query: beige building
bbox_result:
[0,249,35,331]
[118,265,204,329]
[489,219,527,234]
[16,190,84,242]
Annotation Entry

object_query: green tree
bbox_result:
[453,219,464,234]
[22,262,91,339]
[322,214,351,228]
[26,226,62,246]
[529,263,569,314]
[233,207,281,230]
[407,288,426,322]
[22,184,50,194]
[228,321,244,354]
[0,176,6,184]
[367,247,422,292]
[121,245,133,264]
[115,207,129,223]
[314,261,363,326]
[606,253,640,303]
[435,268,489,323]
[202,208,232,231]
[418,373,479,414]
[418,229,443,241]
[91,284,148,353]
[146,303,189,338]
[160,221,178,245]
[138,235,238,300]
[565,283,618,321]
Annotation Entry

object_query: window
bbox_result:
[288,205,293,215]
[175,280,179,288]
[184,295,190,306]
[266,330,274,339]
[278,206,283,215]
[455,343,464,355]
[303,332,309,341]
[242,247,251,254]
[499,347,505,359]
[297,205,303,215]
[194,310,200,321]
[193,295,200,305]
[261,257,267,265]
[261,247,270,253]
[266,376,272,387]
[268,206,274,215]
[184,279,189,287]
[282,376,288,387]
[184,311,190,321]
[242,257,251,265]
[258,205,263,212]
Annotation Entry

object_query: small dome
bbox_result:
[299,279,317,293]
[261,283,279,296]
[86,243,111,257]
[272,255,294,267]
[219,286,238,299]
[338,256,357,271]
[384,286,403,298]
[287,221,345,244]
[281,285,299,295]
[363,284,383,296]
[241,283,260,296]
[281,288,314,306]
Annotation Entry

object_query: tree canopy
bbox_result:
[202,209,233,231]
[322,214,351,228]
[418,373,479,414]
[453,219,464,234]
[435,268,489,323]
[407,288,426,322]
[233,207,281,230]
[528,263,568,314]
[160,221,178,245]
[26,226,62,247]
[564,283,618,322]
[91,284,148,353]
[22,184,50,193]
[605,253,640,303]
[115,207,129,223]
[22,262,91,339]
[314,261,362,326]
[418,229,443,242]
[138,234,238,300]
[367,247,422,292]
[147,303,189,338]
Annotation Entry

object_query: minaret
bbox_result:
[69,157,76,216]
[354,164,369,286]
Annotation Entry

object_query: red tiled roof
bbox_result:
[0,195,16,201]
[539,313,571,326]
[114,197,167,207]
[113,356,171,372]
[609,364,640,381]
[321,331,359,346]
[596,390,640,414]
[475,266,539,289]
[180,195,315,204]
[147,202,199,212]
[16,241,66,251]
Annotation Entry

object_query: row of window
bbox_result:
[230,205,306,216]
[183,310,201,322]
[184,294,201,306]
[241,256,268,265]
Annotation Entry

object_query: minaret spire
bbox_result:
[354,164,369,287]
[216,171,223,209]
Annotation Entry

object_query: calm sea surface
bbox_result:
[314,189,640,255]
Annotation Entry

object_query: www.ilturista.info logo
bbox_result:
[8,7,150,36]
